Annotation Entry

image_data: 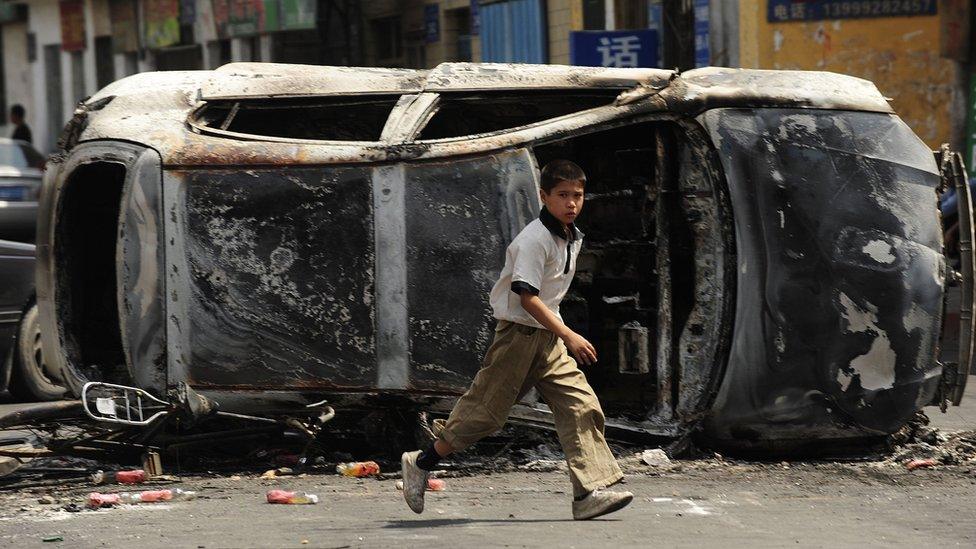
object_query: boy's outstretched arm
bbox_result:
[519,292,598,365]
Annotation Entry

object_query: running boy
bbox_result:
[401,159,633,520]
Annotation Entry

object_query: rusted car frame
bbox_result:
[33,63,971,452]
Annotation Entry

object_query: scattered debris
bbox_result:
[260,467,295,479]
[336,461,380,478]
[91,469,147,485]
[266,490,319,504]
[87,492,120,509]
[42,535,63,543]
[275,454,301,467]
[641,449,672,467]
[395,478,447,491]
[87,488,196,508]
[906,458,938,471]
[142,451,163,477]
[518,460,565,472]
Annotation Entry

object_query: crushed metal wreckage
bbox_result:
[2,62,970,461]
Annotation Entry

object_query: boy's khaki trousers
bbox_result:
[438,320,623,497]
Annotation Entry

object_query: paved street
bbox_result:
[0,393,974,548]
[1,457,974,548]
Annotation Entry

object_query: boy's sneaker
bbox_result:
[572,488,634,520]
[401,450,429,514]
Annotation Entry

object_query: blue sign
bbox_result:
[570,29,659,68]
[425,4,439,44]
[768,0,937,22]
[693,0,709,68]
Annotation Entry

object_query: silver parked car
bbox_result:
[0,138,45,242]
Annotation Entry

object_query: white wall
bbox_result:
[28,0,64,154]
[2,22,32,138]
[23,0,120,153]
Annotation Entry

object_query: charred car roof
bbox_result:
[75,63,893,167]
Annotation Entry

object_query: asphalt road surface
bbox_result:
[0,459,974,548]
[0,394,974,548]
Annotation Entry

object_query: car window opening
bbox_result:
[417,91,621,141]
[533,121,728,425]
[194,96,401,141]
[56,162,130,385]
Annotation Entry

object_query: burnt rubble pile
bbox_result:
[886,412,976,466]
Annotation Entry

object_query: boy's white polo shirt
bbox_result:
[489,208,583,329]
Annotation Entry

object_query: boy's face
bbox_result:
[540,179,585,226]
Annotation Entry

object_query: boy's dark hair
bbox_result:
[10,104,24,118]
[540,159,586,193]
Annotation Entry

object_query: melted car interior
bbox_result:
[56,162,129,384]
[531,121,729,428]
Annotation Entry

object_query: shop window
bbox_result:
[95,36,115,89]
[70,51,86,103]
[123,52,138,76]
[155,45,203,71]
[446,7,472,62]
[582,0,650,30]
[193,95,400,141]
[582,0,605,29]
[615,0,648,28]
[207,40,231,69]
[417,91,621,141]
[372,17,402,63]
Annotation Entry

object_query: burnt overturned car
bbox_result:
[30,63,972,455]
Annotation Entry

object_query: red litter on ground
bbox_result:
[395,478,447,491]
[906,458,938,471]
[91,469,148,485]
[87,492,121,509]
[266,490,319,504]
[336,461,380,478]
[116,470,148,484]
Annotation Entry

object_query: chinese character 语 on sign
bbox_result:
[768,0,937,22]
[570,30,659,69]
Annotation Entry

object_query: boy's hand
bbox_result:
[562,331,598,366]
[519,292,598,365]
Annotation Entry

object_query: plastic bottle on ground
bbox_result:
[395,478,446,491]
[87,492,121,509]
[87,488,196,507]
[91,469,148,485]
[266,489,319,504]
[335,461,380,477]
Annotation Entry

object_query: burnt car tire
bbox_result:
[9,304,66,401]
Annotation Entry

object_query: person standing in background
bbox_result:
[10,104,32,144]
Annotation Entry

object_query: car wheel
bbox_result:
[9,304,66,401]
